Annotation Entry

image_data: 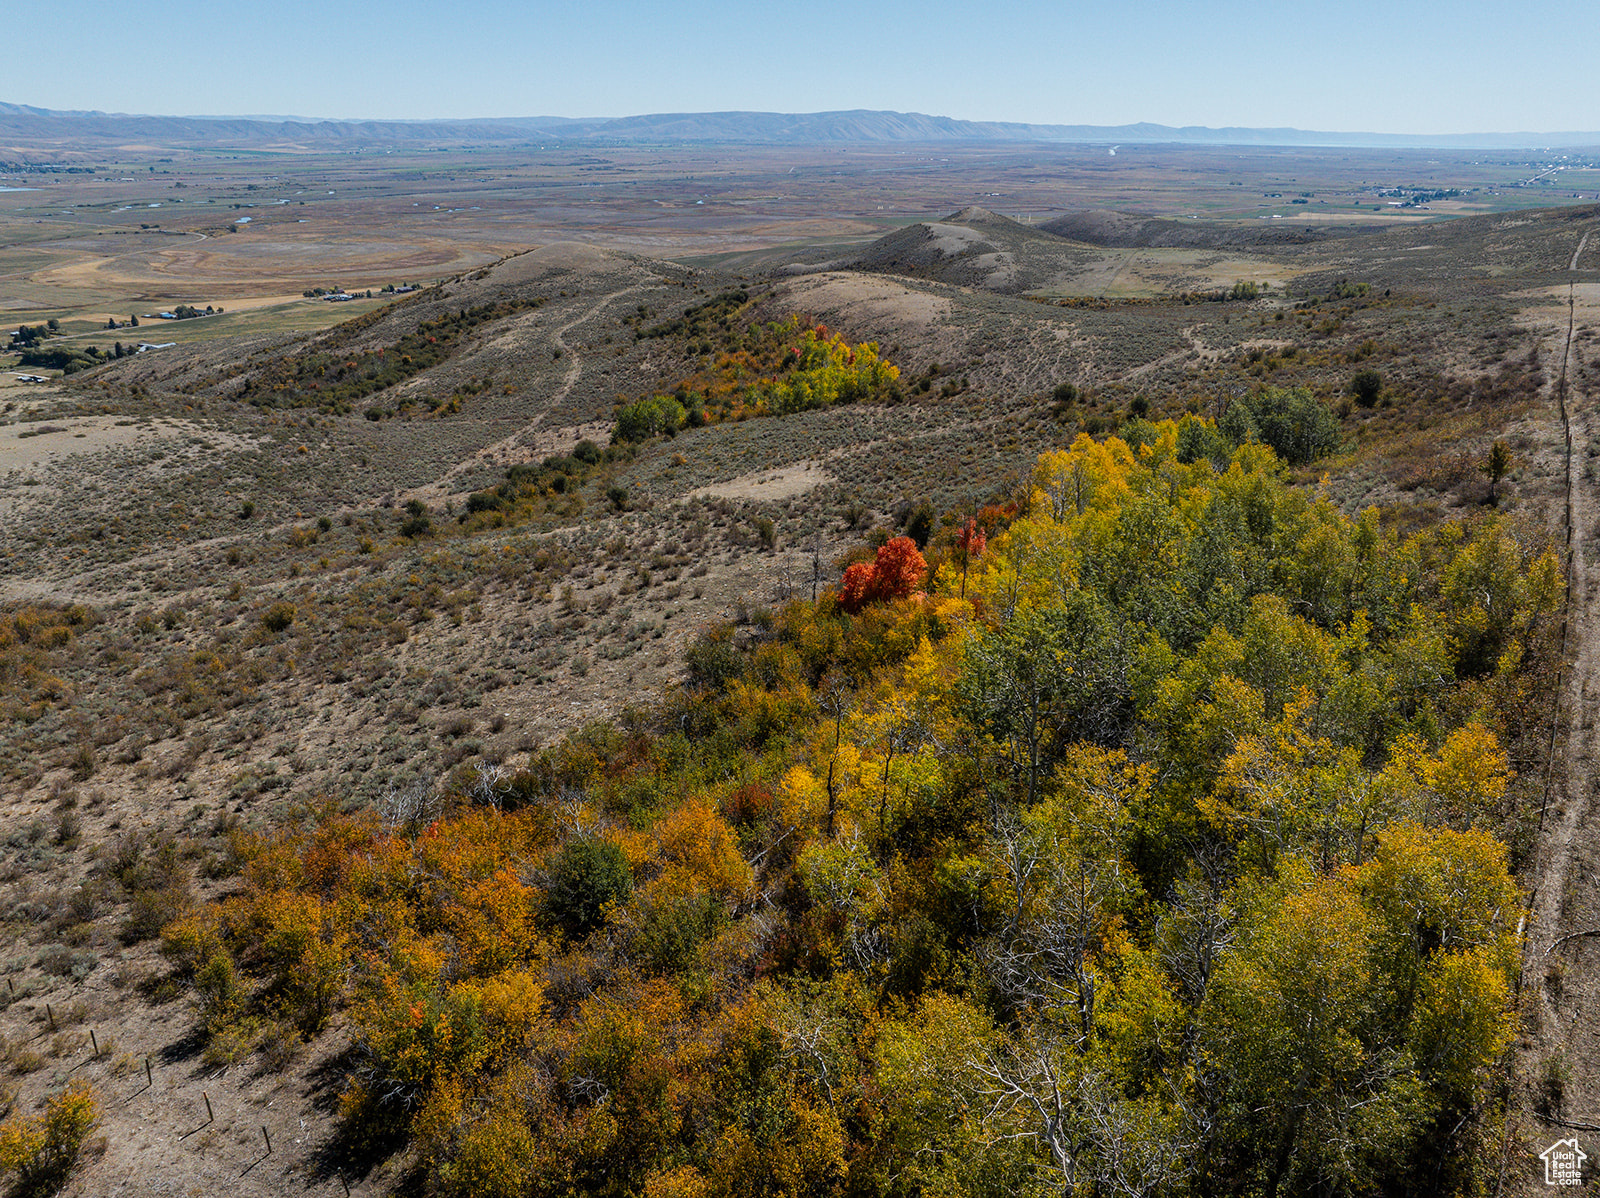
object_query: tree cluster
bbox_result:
[16,341,147,374]
[613,317,901,442]
[8,320,57,349]
[161,422,1556,1197]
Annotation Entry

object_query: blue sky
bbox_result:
[15,0,1600,134]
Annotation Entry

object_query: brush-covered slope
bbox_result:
[1040,209,1331,249]
[847,206,1098,293]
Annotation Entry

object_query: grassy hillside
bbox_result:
[0,196,1592,1195]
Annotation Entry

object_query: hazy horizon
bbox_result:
[6,103,1600,152]
[12,0,1599,138]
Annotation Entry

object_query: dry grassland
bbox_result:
[0,137,1596,1194]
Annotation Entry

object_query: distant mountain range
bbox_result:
[1,102,1596,151]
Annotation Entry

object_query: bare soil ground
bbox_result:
[692,461,834,503]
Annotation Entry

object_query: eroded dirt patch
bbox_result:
[692,460,834,502]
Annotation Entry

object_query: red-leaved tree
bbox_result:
[836,536,927,613]
[837,562,877,613]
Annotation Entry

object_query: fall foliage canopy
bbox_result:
[161,423,1556,1197]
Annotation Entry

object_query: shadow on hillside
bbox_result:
[306,1045,421,1193]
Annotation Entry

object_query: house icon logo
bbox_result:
[1542,1137,1588,1186]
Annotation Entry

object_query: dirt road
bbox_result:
[1514,232,1600,1190]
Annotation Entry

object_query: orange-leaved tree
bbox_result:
[837,537,927,614]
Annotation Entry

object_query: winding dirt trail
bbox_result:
[1513,227,1600,1188]
[402,285,646,501]
[1570,230,1591,273]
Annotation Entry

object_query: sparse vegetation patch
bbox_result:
[234,298,544,413]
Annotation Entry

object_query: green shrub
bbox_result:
[1537,1052,1571,1118]
[1219,398,1258,445]
[123,885,184,943]
[546,838,632,939]
[261,602,296,633]
[1245,385,1342,465]
[194,950,244,1031]
[615,394,686,442]
[902,501,933,549]
[634,891,720,974]
[1175,415,1233,470]
[399,498,434,539]
[1350,369,1383,408]
[685,624,745,694]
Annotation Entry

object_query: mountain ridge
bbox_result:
[1,102,1597,150]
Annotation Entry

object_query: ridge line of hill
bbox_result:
[2,102,1598,150]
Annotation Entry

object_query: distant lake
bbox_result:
[0,186,33,193]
